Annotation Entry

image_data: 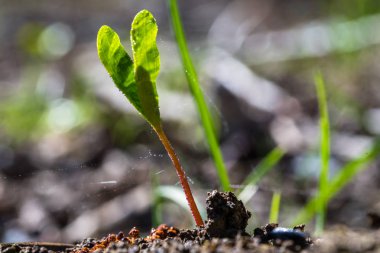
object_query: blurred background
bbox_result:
[1,0,380,243]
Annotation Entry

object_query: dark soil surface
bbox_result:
[7,190,380,253]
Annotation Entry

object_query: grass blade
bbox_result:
[292,140,380,226]
[168,0,231,191]
[154,185,206,226]
[238,147,285,204]
[314,71,330,234]
[152,172,163,227]
[269,191,281,224]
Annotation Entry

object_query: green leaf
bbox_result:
[97,10,161,129]
[97,25,142,114]
[131,10,161,129]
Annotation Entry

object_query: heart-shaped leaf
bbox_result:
[97,9,161,129]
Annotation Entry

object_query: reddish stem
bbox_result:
[154,126,204,227]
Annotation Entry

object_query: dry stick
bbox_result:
[154,126,204,227]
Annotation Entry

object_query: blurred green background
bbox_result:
[1,0,380,243]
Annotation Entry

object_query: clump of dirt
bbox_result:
[205,190,251,238]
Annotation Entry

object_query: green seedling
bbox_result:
[97,10,204,227]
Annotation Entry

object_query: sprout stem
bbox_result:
[154,126,204,227]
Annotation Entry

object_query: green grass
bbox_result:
[269,191,281,224]
[168,0,231,191]
[293,72,380,233]
[152,172,163,227]
[314,71,331,234]
[238,147,285,204]
[291,73,380,231]
[292,140,380,226]
[153,185,206,226]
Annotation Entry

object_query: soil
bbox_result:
[1,190,379,253]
